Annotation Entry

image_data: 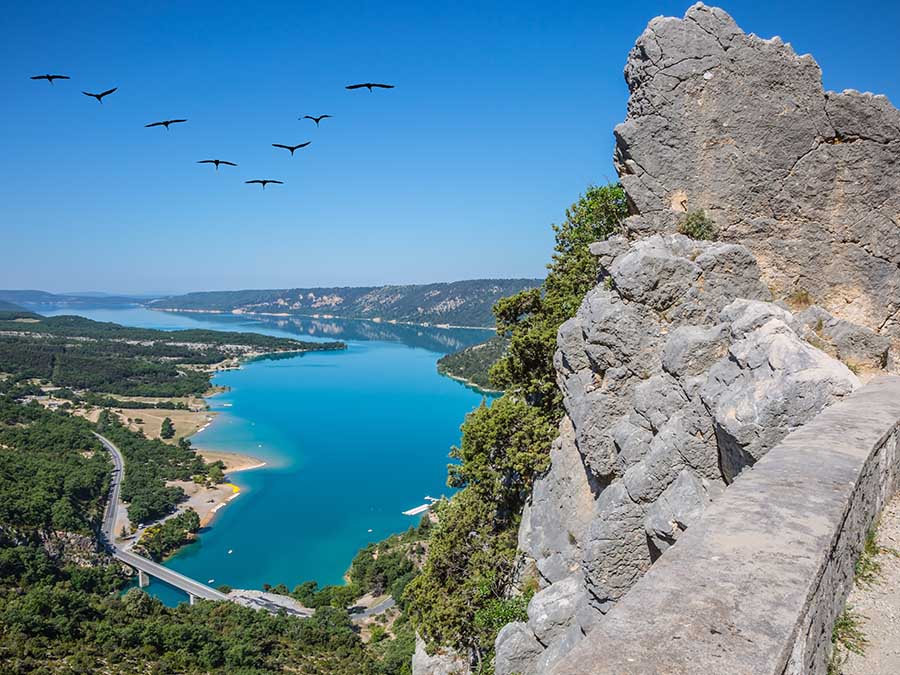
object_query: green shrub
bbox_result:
[676,209,717,240]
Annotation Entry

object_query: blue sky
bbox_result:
[2,1,898,294]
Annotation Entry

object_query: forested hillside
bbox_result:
[436,337,509,391]
[0,312,344,397]
[152,279,543,328]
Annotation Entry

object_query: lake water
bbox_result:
[32,305,494,604]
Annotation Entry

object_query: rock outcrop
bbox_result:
[489,4,898,673]
[497,234,860,674]
[615,3,900,352]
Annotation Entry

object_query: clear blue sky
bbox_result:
[2,1,898,294]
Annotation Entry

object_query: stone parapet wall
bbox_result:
[549,376,900,675]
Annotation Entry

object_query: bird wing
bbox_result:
[270,180,284,184]
[346,84,366,89]
[319,115,332,119]
[145,122,164,128]
[272,144,290,150]
[52,75,70,80]
[372,83,394,88]
[82,91,96,97]
[246,180,263,184]
[294,142,311,149]
[167,119,188,124]
[99,87,117,97]
[197,160,215,164]
[220,161,237,166]
[31,75,49,80]
[302,115,315,120]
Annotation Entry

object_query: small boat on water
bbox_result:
[228,549,233,554]
[208,579,215,584]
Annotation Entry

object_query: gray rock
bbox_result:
[519,418,595,584]
[662,324,729,378]
[797,305,891,370]
[493,623,542,675]
[614,2,900,353]
[526,575,585,646]
[531,626,585,674]
[703,306,860,481]
[413,634,469,675]
[645,469,723,555]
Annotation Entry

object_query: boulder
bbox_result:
[494,623,542,675]
[412,634,469,675]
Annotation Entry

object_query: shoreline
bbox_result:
[147,305,496,331]
[436,369,503,395]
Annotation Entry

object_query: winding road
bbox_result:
[96,432,231,603]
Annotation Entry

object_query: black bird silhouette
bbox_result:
[197,159,237,170]
[346,83,394,91]
[245,180,283,189]
[272,142,311,156]
[145,119,188,130]
[31,74,69,84]
[82,87,118,103]
[302,114,332,126]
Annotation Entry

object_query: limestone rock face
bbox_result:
[615,2,900,350]
[413,634,469,675]
[504,233,859,673]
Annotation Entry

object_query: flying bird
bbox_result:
[272,142,310,156]
[302,114,332,126]
[145,119,188,130]
[82,87,117,103]
[31,74,69,84]
[346,83,394,91]
[245,179,283,189]
[197,159,237,170]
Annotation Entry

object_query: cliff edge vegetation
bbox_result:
[404,184,628,670]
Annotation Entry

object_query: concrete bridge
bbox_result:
[96,432,310,614]
[96,433,230,605]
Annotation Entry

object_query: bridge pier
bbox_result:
[138,570,149,588]
[189,593,196,606]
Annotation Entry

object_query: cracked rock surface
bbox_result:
[615,2,900,351]
[498,233,859,674]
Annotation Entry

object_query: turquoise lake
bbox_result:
[32,305,494,605]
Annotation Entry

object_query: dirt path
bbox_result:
[840,492,900,674]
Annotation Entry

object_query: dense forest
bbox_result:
[436,336,509,391]
[0,312,344,397]
[152,279,543,328]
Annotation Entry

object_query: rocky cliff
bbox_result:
[615,3,900,352]
[491,4,900,674]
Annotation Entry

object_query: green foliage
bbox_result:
[0,545,380,674]
[829,606,868,673]
[407,184,628,667]
[676,209,717,241]
[449,396,553,521]
[96,411,208,525]
[350,544,415,596]
[136,509,201,561]
[437,337,508,391]
[0,313,344,397]
[160,416,176,439]
[0,396,109,533]
[490,183,628,414]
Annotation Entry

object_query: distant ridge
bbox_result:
[151,279,543,328]
[0,289,150,307]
